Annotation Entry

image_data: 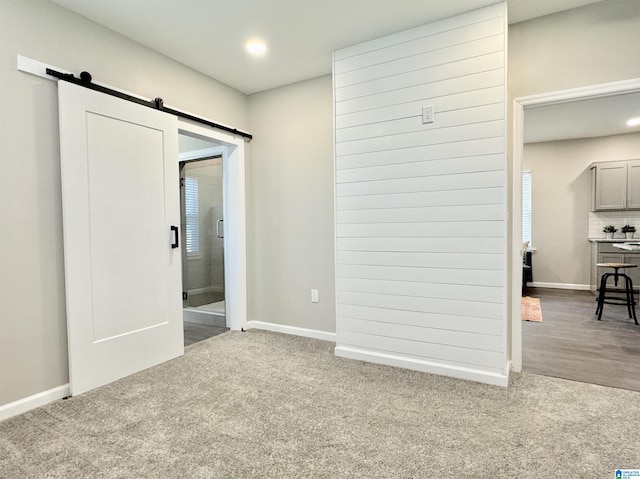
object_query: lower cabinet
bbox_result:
[591,242,640,293]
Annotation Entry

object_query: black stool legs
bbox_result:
[595,268,638,325]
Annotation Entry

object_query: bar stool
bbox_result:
[595,263,639,325]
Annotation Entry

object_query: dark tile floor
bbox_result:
[183,322,228,347]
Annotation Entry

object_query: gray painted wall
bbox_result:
[509,0,640,99]
[247,76,336,333]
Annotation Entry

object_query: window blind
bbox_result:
[522,171,532,245]
[184,176,199,254]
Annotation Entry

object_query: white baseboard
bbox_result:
[245,321,336,342]
[335,346,509,387]
[187,286,223,295]
[530,282,590,291]
[183,309,226,327]
[0,384,69,422]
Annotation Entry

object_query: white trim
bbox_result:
[0,384,69,422]
[335,346,509,387]
[178,120,247,332]
[245,321,336,342]
[17,54,72,80]
[529,282,591,291]
[501,2,510,383]
[517,78,640,106]
[179,146,225,162]
[511,77,640,375]
[511,98,525,373]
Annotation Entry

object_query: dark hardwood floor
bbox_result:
[183,322,228,347]
[523,287,640,391]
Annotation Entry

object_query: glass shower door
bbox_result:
[179,157,225,316]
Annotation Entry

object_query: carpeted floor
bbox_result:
[1,330,639,478]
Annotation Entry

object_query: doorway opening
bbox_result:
[178,133,230,346]
[512,78,640,390]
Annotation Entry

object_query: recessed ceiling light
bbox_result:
[246,40,267,56]
[627,117,640,127]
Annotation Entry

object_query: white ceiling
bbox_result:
[51,0,601,95]
[525,92,640,144]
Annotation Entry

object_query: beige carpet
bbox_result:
[3,330,640,478]
[522,296,543,322]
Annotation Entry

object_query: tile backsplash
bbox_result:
[589,211,640,238]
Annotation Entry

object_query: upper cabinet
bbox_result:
[628,161,640,209]
[592,160,640,211]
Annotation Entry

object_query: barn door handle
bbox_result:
[171,226,179,249]
[216,219,224,239]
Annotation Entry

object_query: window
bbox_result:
[522,170,532,245]
[184,176,199,254]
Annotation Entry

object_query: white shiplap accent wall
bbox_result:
[333,3,508,386]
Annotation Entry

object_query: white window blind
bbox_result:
[184,176,199,254]
[522,171,532,245]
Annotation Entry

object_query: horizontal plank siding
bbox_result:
[336,264,504,286]
[334,4,504,62]
[339,317,503,351]
[337,237,502,254]
[338,192,504,213]
[336,221,504,238]
[336,137,504,170]
[337,304,503,335]
[334,3,507,382]
[336,154,505,183]
[337,330,504,370]
[337,291,503,322]
[334,17,505,77]
[336,120,504,156]
[335,103,504,143]
[337,277,504,303]
[335,35,503,99]
[336,171,505,197]
[336,86,504,130]
[335,70,504,116]
[336,251,505,271]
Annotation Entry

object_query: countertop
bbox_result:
[589,238,637,243]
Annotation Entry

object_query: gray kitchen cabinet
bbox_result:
[627,161,640,208]
[591,242,640,293]
[591,159,640,211]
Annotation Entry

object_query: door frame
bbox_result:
[511,78,640,372]
[177,119,247,331]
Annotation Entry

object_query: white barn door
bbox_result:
[58,81,183,396]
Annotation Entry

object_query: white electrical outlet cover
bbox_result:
[422,105,434,124]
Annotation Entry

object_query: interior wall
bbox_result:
[333,3,508,385]
[523,132,640,287]
[246,75,335,333]
[0,0,249,407]
[509,0,640,99]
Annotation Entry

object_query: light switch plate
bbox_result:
[422,105,434,124]
[311,289,319,303]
